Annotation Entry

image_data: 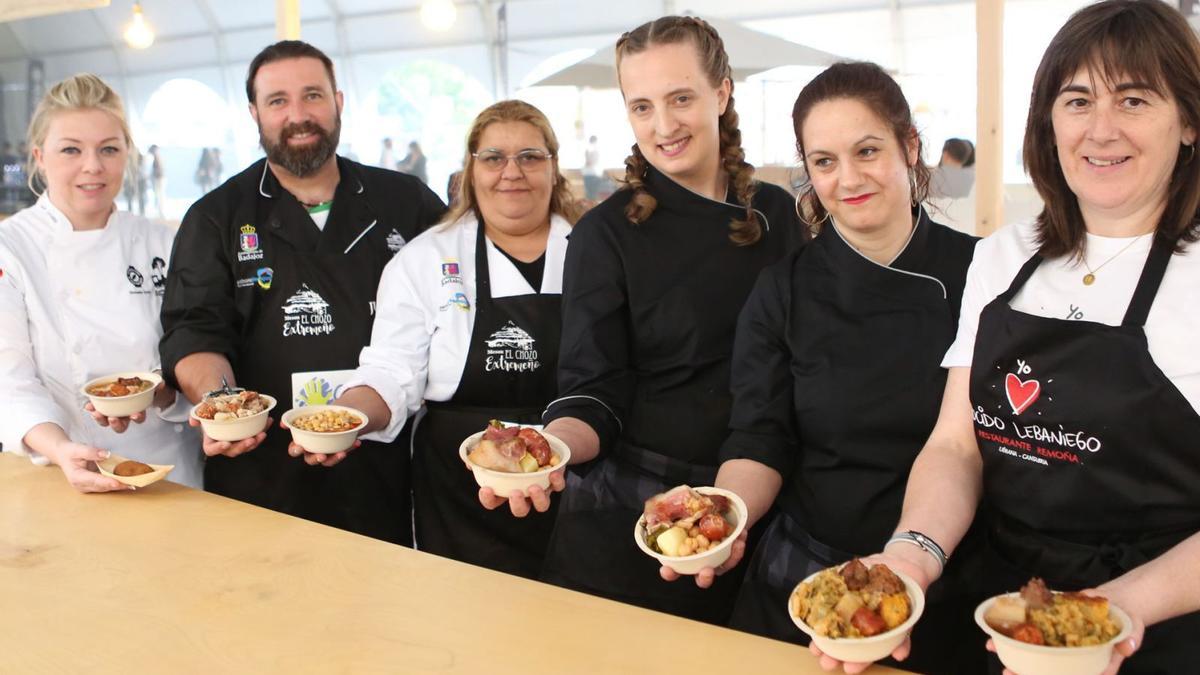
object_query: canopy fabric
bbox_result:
[528,15,842,88]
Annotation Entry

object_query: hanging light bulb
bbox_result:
[123,2,156,50]
[419,0,457,32]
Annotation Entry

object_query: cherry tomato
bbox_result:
[698,513,729,541]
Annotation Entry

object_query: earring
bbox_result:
[908,168,918,208]
[1183,144,1196,165]
[794,189,831,230]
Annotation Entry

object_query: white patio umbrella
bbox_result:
[526,15,843,88]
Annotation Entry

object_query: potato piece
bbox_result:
[879,592,911,629]
[518,452,540,473]
[655,526,688,556]
[985,596,1028,630]
[834,592,865,622]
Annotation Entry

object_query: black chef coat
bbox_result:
[718,209,984,673]
[159,156,445,545]
[540,166,807,623]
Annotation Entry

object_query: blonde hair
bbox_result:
[25,73,135,194]
[443,99,583,227]
[615,16,760,246]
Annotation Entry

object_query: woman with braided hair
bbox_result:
[479,15,806,623]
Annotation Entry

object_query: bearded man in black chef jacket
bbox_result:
[159,41,445,545]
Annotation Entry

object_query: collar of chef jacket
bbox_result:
[256,156,380,256]
[822,205,951,301]
[34,192,119,235]
[641,163,769,229]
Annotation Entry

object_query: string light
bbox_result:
[419,0,457,32]
[123,2,155,50]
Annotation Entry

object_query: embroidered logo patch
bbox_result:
[484,321,540,373]
[256,267,273,290]
[282,283,335,337]
[237,224,264,262]
[150,257,167,291]
[440,291,470,312]
[441,260,462,286]
[126,265,144,288]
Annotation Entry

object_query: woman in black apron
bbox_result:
[299,100,582,578]
[531,17,807,625]
[830,3,1200,673]
[700,63,984,675]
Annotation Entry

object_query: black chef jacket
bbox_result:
[719,209,977,555]
[159,156,445,544]
[544,166,808,464]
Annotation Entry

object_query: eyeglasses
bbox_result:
[472,149,554,172]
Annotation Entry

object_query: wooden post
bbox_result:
[976,0,1003,235]
[276,0,301,40]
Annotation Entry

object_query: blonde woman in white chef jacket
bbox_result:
[0,74,202,490]
[290,100,581,578]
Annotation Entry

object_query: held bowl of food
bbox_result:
[281,405,369,454]
[634,485,748,575]
[80,372,162,418]
[189,390,276,442]
[788,559,926,664]
[459,421,570,496]
[975,578,1132,675]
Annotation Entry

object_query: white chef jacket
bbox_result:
[0,195,203,488]
[349,213,571,442]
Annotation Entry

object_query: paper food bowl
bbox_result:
[789,567,926,664]
[281,405,369,454]
[975,593,1132,675]
[633,487,748,575]
[458,428,571,496]
[80,371,162,418]
[95,453,174,488]
[189,394,276,442]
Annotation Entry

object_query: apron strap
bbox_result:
[1121,238,1174,328]
[474,220,494,310]
[998,253,1044,302]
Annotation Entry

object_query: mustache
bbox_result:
[280,120,327,141]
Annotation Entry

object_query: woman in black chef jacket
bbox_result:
[290,100,581,578]
[669,62,982,674]
[517,16,806,624]
[829,2,1200,673]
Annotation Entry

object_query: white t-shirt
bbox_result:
[943,220,1200,415]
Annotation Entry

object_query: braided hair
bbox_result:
[615,16,761,246]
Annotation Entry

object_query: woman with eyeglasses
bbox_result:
[287,100,581,578]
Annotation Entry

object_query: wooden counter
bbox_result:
[0,454,909,674]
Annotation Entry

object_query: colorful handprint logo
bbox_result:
[296,377,334,407]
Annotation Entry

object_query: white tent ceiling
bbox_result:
[0,0,969,85]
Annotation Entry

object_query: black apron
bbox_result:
[205,176,411,546]
[411,223,561,579]
[971,240,1200,674]
[540,444,749,625]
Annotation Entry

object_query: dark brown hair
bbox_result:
[791,61,930,230]
[246,40,337,104]
[615,16,761,246]
[443,99,583,227]
[1025,0,1200,258]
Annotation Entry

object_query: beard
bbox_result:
[260,116,340,178]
